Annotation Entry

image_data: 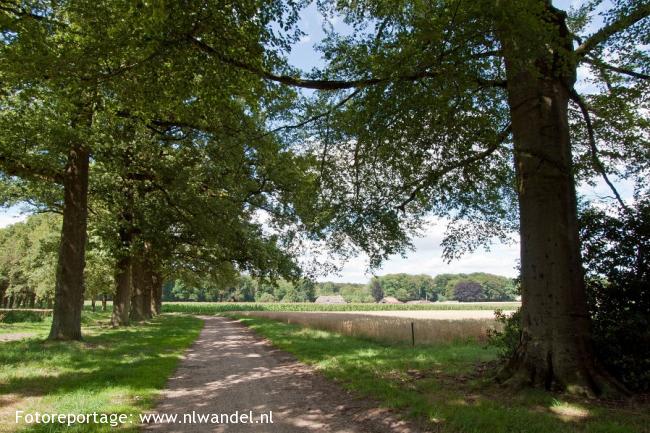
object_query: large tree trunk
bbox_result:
[111,253,132,326]
[142,268,153,318]
[129,251,147,322]
[48,144,90,341]
[141,242,154,319]
[152,272,162,315]
[0,281,7,308]
[498,5,624,396]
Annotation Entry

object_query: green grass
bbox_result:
[163,301,520,314]
[0,311,203,433]
[232,315,650,433]
[0,318,51,336]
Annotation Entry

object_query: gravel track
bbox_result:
[144,316,427,433]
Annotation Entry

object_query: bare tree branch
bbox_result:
[569,89,631,213]
[575,3,650,57]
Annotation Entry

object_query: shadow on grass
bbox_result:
[234,316,650,433]
[0,314,202,433]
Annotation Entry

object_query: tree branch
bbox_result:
[583,57,650,81]
[395,125,511,212]
[265,89,362,136]
[187,35,506,91]
[0,155,63,183]
[569,89,631,213]
[575,3,650,57]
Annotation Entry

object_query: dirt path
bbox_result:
[0,333,35,342]
[144,316,426,433]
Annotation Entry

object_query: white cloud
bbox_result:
[0,206,28,228]
[316,218,520,283]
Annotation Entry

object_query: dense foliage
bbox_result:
[453,281,486,302]
[580,197,650,391]
[0,213,112,308]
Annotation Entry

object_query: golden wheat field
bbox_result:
[234,310,511,345]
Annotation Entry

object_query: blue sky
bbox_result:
[283,0,629,283]
[0,0,633,284]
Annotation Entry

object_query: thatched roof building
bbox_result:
[379,296,403,304]
[314,295,347,304]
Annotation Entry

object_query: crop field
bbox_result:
[232,311,503,344]
[162,301,520,315]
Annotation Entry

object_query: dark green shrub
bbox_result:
[453,281,485,302]
[580,198,650,392]
[487,308,521,360]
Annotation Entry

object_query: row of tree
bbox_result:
[0,1,317,338]
[161,272,516,303]
[1,0,648,395]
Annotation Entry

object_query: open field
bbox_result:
[234,315,650,433]
[163,301,520,314]
[0,312,202,433]
[320,310,511,319]
[234,311,503,344]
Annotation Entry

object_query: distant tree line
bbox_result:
[162,272,517,303]
[0,214,113,310]
[162,276,316,303]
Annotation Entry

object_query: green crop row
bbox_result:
[162,301,520,314]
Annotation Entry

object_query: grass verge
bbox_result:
[0,312,202,433]
[232,315,650,433]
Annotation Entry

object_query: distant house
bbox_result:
[314,295,347,304]
[379,296,403,304]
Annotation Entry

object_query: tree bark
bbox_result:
[48,144,90,341]
[0,281,7,308]
[141,243,154,319]
[102,294,107,311]
[91,298,96,312]
[111,253,132,326]
[152,272,162,315]
[498,5,625,396]
[129,251,147,322]
[143,268,153,318]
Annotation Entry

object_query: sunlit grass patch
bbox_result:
[234,315,650,433]
[0,312,202,433]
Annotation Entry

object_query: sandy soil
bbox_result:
[144,316,427,433]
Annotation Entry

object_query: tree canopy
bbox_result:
[1,0,648,396]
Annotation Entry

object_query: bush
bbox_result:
[0,310,47,323]
[257,293,276,303]
[453,281,485,302]
[580,199,650,392]
[487,309,522,360]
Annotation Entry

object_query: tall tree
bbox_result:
[190,0,649,394]
[1,0,307,337]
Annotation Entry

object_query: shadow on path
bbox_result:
[144,316,426,433]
